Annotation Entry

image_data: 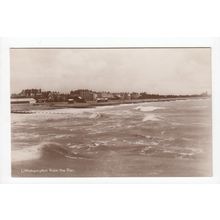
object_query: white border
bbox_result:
[0,37,219,184]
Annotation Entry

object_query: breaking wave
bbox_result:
[142,114,161,122]
[89,112,103,119]
[134,106,164,112]
[12,144,43,162]
[11,141,90,162]
[41,142,91,160]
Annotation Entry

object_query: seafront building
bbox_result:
[130,92,140,99]
[11,88,210,105]
[70,89,95,101]
[97,92,114,100]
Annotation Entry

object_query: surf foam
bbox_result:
[89,112,102,119]
[142,114,161,122]
[134,106,164,112]
[12,145,42,162]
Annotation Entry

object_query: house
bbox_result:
[97,92,114,100]
[130,92,140,99]
[70,89,94,101]
[123,93,131,100]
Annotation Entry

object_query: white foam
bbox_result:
[150,141,159,145]
[179,152,194,157]
[95,105,116,110]
[89,112,102,119]
[54,134,69,138]
[142,114,161,122]
[35,107,95,115]
[68,145,83,149]
[134,106,164,112]
[12,145,42,162]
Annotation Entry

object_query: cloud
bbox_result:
[10,48,211,95]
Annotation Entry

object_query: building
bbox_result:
[70,89,94,101]
[130,92,140,99]
[92,93,98,100]
[97,92,114,100]
[11,98,36,104]
[123,93,131,100]
[112,92,131,100]
[112,93,121,100]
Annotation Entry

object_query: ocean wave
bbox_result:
[134,106,164,112]
[178,152,194,157]
[89,112,103,119]
[11,141,88,163]
[37,108,95,114]
[12,144,43,162]
[23,108,109,120]
[95,105,116,110]
[161,146,203,159]
[140,146,153,154]
[41,142,91,160]
[31,108,96,120]
[142,114,161,122]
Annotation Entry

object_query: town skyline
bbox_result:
[10,48,211,94]
[11,87,210,96]
[11,87,209,104]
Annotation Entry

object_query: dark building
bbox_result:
[97,92,114,100]
[131,92,140,99]
[70,89,94,101]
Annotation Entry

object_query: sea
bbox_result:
[11,98,212,177]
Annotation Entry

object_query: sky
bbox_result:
[10,48,211,95]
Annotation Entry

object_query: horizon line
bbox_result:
[11,88,210,96]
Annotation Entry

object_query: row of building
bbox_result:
[11,89,210,104]
[70,90,140,102]
[11,89,142,104]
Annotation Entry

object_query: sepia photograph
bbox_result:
[10,47,212,177]
[1,2,220,220]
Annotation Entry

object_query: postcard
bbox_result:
[8,46,212,177]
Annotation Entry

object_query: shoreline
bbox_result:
[11,96,209,113]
